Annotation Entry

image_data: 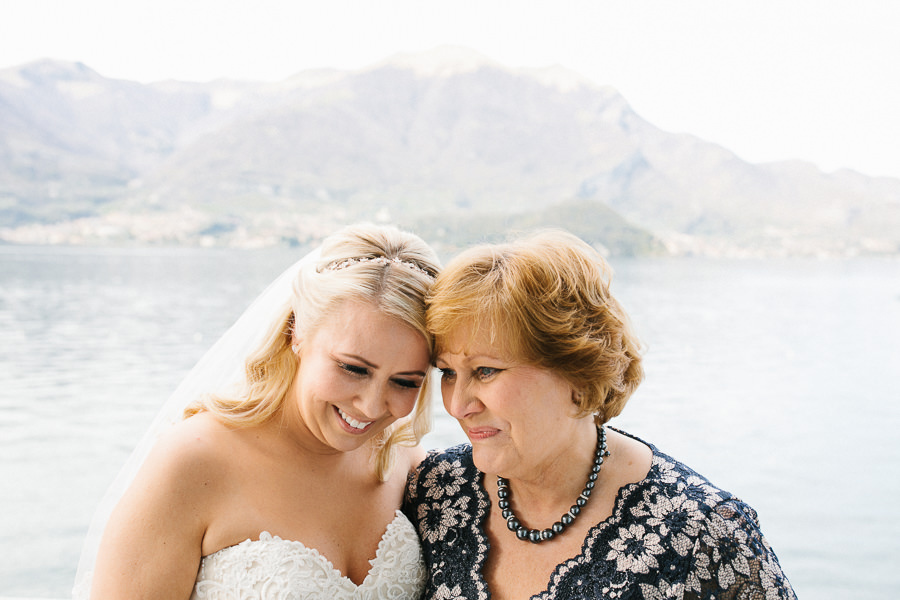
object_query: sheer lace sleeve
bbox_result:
[684,499,796,600]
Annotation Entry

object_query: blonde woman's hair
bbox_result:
[426,230,642,423]
[186,224,440,480]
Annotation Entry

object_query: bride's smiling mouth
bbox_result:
[335,406,374,432]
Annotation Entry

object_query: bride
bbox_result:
[74,224,440,599]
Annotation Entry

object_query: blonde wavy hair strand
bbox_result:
[185,224,440,480]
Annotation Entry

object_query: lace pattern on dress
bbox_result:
[76,510,424,600]
[191,510,425,600]
[404,433,796,600]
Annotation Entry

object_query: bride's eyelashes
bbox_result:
[338,362,368,377]
[338,362,422,390]
[392,377,423,390]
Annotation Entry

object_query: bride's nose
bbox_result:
[355,384,389,419]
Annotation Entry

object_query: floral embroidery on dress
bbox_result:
[190,510,425,599]
[404,432,796,600]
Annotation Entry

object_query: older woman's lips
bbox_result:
[467,427,500,440]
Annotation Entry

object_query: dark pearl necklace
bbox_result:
[497,424,609,544]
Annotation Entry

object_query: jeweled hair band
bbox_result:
[324,255,434,278]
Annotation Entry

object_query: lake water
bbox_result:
[1,245,898,598]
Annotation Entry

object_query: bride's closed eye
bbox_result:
[339,362,422,390]
[338,362,368,376]
[391,377,423,390]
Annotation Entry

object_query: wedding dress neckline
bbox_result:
[197,509,417,589]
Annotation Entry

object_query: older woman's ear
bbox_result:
[571,389,583,404]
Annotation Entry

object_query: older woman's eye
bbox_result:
[475,367,501,380]
[438,368,457,383]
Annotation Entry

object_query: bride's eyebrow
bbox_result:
[395,370,427,378]
[337,353,378,368]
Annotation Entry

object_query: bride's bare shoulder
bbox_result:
[140,412,238,489]
[398,443,428,476]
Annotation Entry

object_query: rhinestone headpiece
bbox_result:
[324,255,434,278]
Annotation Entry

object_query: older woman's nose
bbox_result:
[443,378,481,420]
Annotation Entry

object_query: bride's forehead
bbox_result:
[315,301,426,347]
[312,298,387,330]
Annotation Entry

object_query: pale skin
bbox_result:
[91,300,430,599]
[435,328,654,600]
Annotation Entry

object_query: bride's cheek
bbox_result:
[395,391,419,418]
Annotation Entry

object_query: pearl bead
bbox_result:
[497,425,608,545]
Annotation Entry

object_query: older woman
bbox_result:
[406,231,796,599]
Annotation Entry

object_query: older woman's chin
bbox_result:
[468,445,508,476]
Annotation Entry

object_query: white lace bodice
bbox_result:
[190,510,425,599]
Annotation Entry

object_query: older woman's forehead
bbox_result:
[436,322,517,360]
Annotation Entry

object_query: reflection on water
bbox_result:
[1,246,898,597]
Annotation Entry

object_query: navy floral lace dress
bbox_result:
[404,431,796,600]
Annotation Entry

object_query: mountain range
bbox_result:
[2,46,898,257]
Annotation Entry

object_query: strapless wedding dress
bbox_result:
[191,511,425,599]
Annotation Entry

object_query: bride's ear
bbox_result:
[288,311,302,355]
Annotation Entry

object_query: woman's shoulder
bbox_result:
[405,444,476,498]
[610,428,740,512]
[160,411,234,455]
[94,414,236,577]
[605,432,780,549]
[420,443,475,471]
[583,434,796,598]
[399,443,428,475]
[141,412,239,492]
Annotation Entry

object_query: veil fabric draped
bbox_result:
[73,247,320,597]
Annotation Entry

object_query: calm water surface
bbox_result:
[1,246,898,598]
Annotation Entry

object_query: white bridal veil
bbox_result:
[73,247,320,597]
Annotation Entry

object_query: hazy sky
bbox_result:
[3,0,898,179]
